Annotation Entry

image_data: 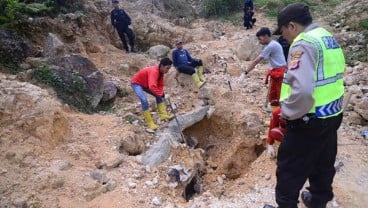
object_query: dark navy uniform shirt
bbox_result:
[110,8,131,28]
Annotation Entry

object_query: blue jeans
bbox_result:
[131,83,163,111]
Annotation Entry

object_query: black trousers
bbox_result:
[275,113,343,208]
[177,59,203,75]
[117,26,135,51]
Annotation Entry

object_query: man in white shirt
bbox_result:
[245,27,287,108]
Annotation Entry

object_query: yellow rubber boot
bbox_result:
[192,73,206,88]
[197,66,206,82]
[157,103,174,121]
[143,110,158,130]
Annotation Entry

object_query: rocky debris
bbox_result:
[13,197,28,208]
[119,63,130,71]
[118,134,145,156]
[50,160,72,172]
[48,54,104,112]
[143,106,209,167]
[128,181,137,189]
[151,196,161,206]
[148,44,170,59]
[43,33,65,57]
[241,110,264,137]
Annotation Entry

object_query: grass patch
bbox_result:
[254,0,339,17]
[359,18,368,30]
[203,0,243,17]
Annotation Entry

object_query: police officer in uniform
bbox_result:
[111,0,136,53]
[264,3,345,208]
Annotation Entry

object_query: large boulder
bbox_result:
[0,30,35,71]
[48,54,104,112]
[0,74,70,146]
[148,44,170,59]
[234,37,262,61]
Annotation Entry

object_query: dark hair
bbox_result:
[159,57,172,68]
[292,15,312,26]
[256,27,271,37]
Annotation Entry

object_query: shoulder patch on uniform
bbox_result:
[289,59,300,70]
[288,51,303,70]
[290,51,304,59]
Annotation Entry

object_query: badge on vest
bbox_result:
[289,51,303,70]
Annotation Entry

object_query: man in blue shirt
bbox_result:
[110,0,137,53]
[172,39,206,88]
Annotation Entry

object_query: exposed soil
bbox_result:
[0,1,367,208]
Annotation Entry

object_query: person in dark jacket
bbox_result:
[243,7,254,29]
[243,0,256,29]
[243,0,254,12]
[277,35,290,61]
[110,0,137,53]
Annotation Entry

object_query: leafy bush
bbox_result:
[254,0,320,17]
[0,0,84,30]
[0,0,21,29]
[204,0,243,17]
[359,18,368,30]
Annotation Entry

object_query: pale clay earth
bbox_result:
[0,1,367,208]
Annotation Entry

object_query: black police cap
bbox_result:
[273,3,312,35]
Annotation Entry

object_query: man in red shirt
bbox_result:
[131,58,174,130]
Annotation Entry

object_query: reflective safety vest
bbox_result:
[280,27,345,118]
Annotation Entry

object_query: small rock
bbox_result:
[5,152,16,160]
[95,160,106,169]
[264,174,271,180]
[217,176,224,185]
[168,182,178,189]
[90,170,109,184]
[331,198,339,207]
[13,198,27,208]
[50,160,72,172]
[128,182,137,189]
[145,180,154,187]
[105,156,123,169]
[334,160,344,172]
[151,197,161,206]
[119,64,129,71]
[146,128,155,133]
[51,178,65,189]
[103,179,117,192]
[0,169,7,174]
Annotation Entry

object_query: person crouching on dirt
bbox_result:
[266,106,286,158]
[131,58,174,130]
[244,27,287,109]
[172,39,206,88]
[110,0,137,53]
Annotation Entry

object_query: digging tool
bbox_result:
[263,81,271,112]
[221,62,232,91]
[166,97,187,144]
[342,89,352,111]
[166,98,198,147]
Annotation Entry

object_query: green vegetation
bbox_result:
[0,0,84,31]
[203,0,243,17]
[359,18,368,30]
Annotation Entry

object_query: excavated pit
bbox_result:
[183,114,265,180]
